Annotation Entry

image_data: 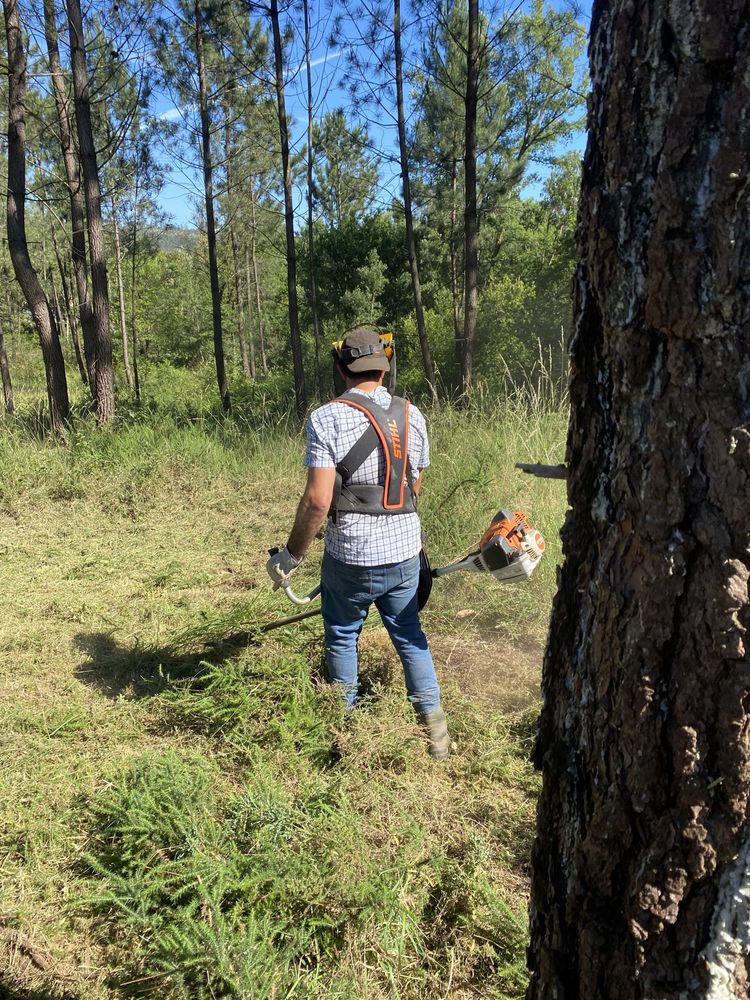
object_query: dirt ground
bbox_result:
[432,633,544,713]
[359,627,544,715]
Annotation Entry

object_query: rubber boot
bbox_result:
[418,706,452,760]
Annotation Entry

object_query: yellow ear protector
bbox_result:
[331,331,394,364]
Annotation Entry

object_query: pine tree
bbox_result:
[4,0,70,432]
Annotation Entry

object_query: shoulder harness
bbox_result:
[330,391,416,517]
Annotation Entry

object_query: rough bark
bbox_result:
[461,0,479,397]
[43,0,96,397]
[270,0,307,418]
[194,0,230,413]
[304,0,323,400]
[0,317,14,415]
[394,0,436,402]
[67,0,114,422]
[111,204,134,390]
[4,0,70,433]
[528,2,750,998]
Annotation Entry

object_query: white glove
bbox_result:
[266,546,301,589]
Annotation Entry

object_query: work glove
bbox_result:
[266,546,301,589]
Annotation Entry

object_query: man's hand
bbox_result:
[267,469,334,592]
[266,546,301,589]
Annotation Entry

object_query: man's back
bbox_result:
[305,386,429,566]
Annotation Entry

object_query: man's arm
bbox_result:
[286,466,336,562]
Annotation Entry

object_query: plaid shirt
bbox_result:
[305,387,429,566]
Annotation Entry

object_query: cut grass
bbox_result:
[1,371,567,998]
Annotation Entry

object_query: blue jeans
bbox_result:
[320,551,441,714]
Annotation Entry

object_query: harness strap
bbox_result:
[335,422,379,483]
[330,392,416,517]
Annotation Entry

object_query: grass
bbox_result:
[0,356,568,999]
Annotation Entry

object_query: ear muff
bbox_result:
[380,332,394,361]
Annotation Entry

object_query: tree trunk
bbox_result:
[0,316,14,415]
[230,232,252,380]
[450,151,462,381]
[244,245,259,378]
[248,188,268,375]
[394,0,436,402]
[66,0,114,422]
[51,283,65,351]
[51,226,88,385]
[4,0,70,433]
[194,0,230,413]
[528,2,750,997]
[111,202,134,390]
[223,110,252,379]
[130,160,141,402]
[245,264,258,379]
[43,0,96,399]
[304,0,323,400]
[270,0,307,418]
[461,0,479,397]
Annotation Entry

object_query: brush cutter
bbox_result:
[265,510,544,630]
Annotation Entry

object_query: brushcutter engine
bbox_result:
[432,510,545,583]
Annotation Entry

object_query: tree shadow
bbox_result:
[73,629,261,700]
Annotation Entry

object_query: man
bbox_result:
[266,326,452,759]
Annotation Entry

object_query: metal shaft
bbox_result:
[260,607,322,632]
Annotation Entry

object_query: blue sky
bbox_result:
[154,0,594,228]
[151,1,347,226]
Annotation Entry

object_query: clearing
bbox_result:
[0,404,564,999]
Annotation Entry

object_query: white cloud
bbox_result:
[289,47,343,77]
[159,104,196,122]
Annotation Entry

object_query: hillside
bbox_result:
[157,226,199,252]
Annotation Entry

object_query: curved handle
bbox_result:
[279,582,322,606]
[268,547,321,606]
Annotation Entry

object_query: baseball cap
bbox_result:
[336,326,391,373]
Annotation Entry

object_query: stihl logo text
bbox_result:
[387,419,402,459]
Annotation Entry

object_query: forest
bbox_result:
[0,0,586,424]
